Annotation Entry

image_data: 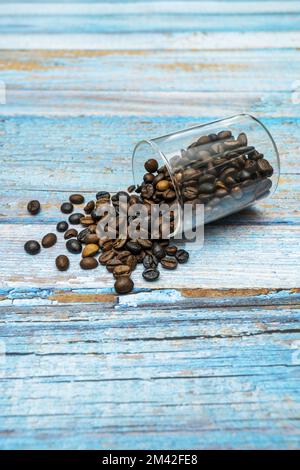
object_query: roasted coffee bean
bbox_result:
[56,255,69,271]
[80,215,94,226]
[56,221,69,233]
[237,132,248,146]
[142,268,160,282]
[69,213,84,225]
[127,185,136,193]
[84,200,95,214]
[96,191,110,200]
[197,135,211,145]
[84,233,100,245]
[231,186,243,200]
[176,249,189,264]
[27,200,41,215]
[106,258,122,273]
[160,257,178,270]
[111,191,130,202]
[141,184,154,199]
[143,173,155,184]
[144,158,158,173]
[82,243,99,258]
[126,241,142,255]
[66,239,82,254]
[42,233,57,249]
[215,188,228,198]
[137,239,152,250]
[156,180,170,192]
[69,194,85,205]
[113,265,131,278]
[238,170,251,182]
[64,228,78,240]
[165,246,177,256]
[99,251,115,265]
[126,254,138,271]
[116,250,131,261]
[143,254,158,269]
[244,159,257,174]
[90,209,101,222]
[152,242,165,260]
[257,158,274,177]
[80,257,98,270]
[103,240,114,252]
[24,240,41,255]
[224,139,239,150]
[182,186,199,200]
[61,202,73,214]
[218,130,232,140]
[77,228,90,243]
[198,183,215,194]
[114,276,134,294]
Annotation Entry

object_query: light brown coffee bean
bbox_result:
[113,265,131,278]
[82,244,99,258]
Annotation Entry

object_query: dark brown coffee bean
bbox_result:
[218,130,232,140]
[152,173,165,186]
[182,186,199,200]
[198,183,216,194]
[66,239,82,254]
[198,174,216,185]
[84,233,99,245]
[24,240,41,255]
[80,215,94,226]
[165,246,177,256]
[244,159,257,174]
[160,257,178,270]
[126,254,138,271]
[77,228,90,243]
[137,239,152,250]
[69,194,85,205]
[27,200,41,215]
[152,242,165,260]
[126,241,142,255]
[64,228,78,240]
[80,257,98,270]
[127,185,136,193]
[237,132,248,146]
[114,276,134,294]
[143,173,155,184]
[42,233,57,249]
[56,221,69,233]
[113,264,131,278]
[99,251,115,265]
[116,250,131,261]
[197,135,211,145]
[96,191,110,201]
[82,244,99,258]
[141,184,154,199]
[176,249,189,264]
[143,254,158,269]
[142,268,160,282]
[61,202,73,214]
[238,170,251,182]
[257,159,274,177]
[69,213,84,225]
[144,158,158,173]
[56,255,69,271]
[84,200,95,214]
[215,189,228,198]
[220,167,236,182]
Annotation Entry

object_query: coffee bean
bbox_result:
[80,215,94,226]
[144,159,158,173]
[126,254,138,271]
[84,200,95,214]
[244,160,257,175]
[137,239,152,250]
[141,184,154,199]
[82,244,99,258]
[165,246,177,256]
[90,209,101,222]
[69,194,85,205]
[127,185,136,193]
[64,228,78,240]
[198,183,215,194]
[182,186,199,200]
[176,249,189,264]
[84,233,100,245]
[142,268,160,282]
[143,254,158,269]
[96,191,110,201]
[24,240,41,255]
[237,132,248,146]
[160,257,178,270]
[156,180,170,192]
[197,135,211,145]
[80,257,98,270]
[114,276,134,294]
[56,255,69,271]
[66,239,82,254]
[99,251,115,265]
[238,170,251,182]
[257,159,274,177]
[143,173,155,184]
[56,221,69,233]
[231,186,243,200]
[152,242,165,260]
[106,258,122,272]
[77,228,90,243]
[218,130,232,140]
[61,202,73,214]
[42,233,57,249]
[113,265,131,278]
[27,200,41,215]
[69,213,84,225]
[126,241,142,255]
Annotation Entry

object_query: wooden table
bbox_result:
[0,0,299,450]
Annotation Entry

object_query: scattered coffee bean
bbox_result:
[27,200,41,215]
[160,257,178,270]
[114,276,134,294]
[144,158,158,173]
[77,228,90,243]
[69,213,84,225]
[152,242,165,260]
[56,221,69,233]
[96,191,110,200]
[61,202,73,214]
[24,240,41,255]
[64,228,78,240]
[143,254,158,269]
[80,257,98,270]
[113,264,131,278]
[143,268,160,282]
[127,185,136,193]
[69,194,85,205]
[66,239,82,254]
[42,233,57,249]
[82,244,99,258]
[176,249,189,264]
[56,255,69,271]
[84,200,95,214]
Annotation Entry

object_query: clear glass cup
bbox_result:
[132,114,280,230]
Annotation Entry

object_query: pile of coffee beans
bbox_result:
[169,130,274,221]
[24,184,189,295]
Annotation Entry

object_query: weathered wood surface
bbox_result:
[0,0,299,450]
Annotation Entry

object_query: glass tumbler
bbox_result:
[132,114,280,231]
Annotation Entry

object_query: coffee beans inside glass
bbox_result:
[133,114,280,234]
